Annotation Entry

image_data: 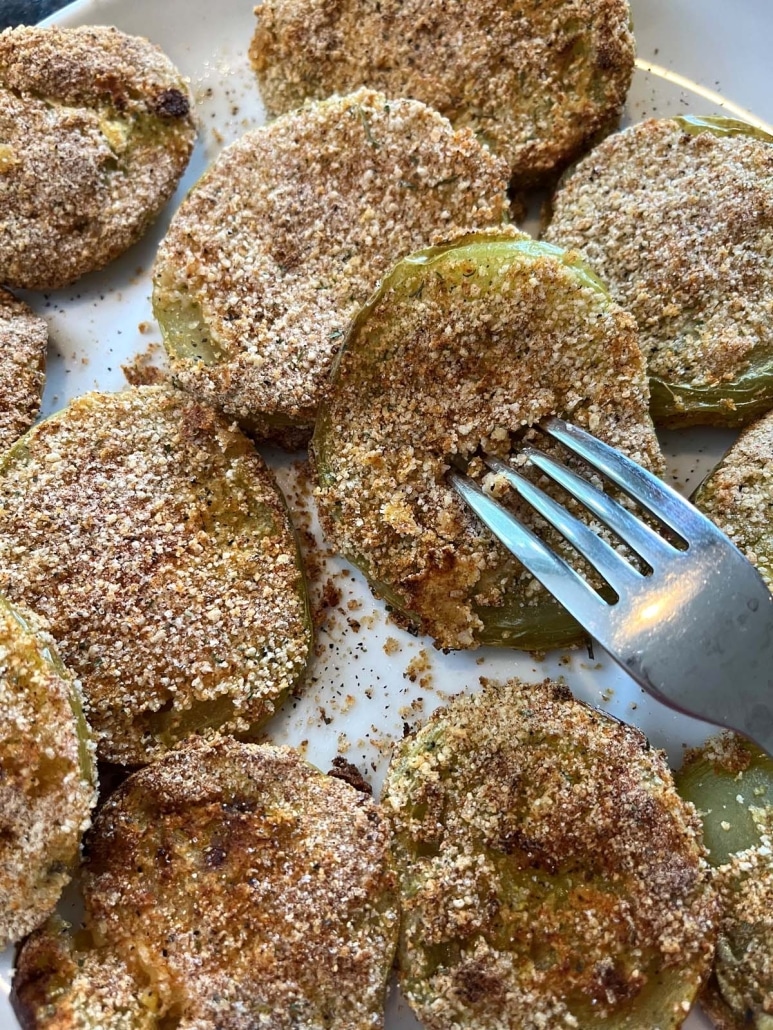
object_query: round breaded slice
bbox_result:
[0,25,196,290]
[249,0,635,186]
[676,735,773,1030]
[311,225,663,651]
[383,677,718,1030]
[13,921,155,1030]
[544,116,773,427]
[152,87,510,446]
[0,288,47,450]
[14,738,400,1030]
[0,385,312,766]
[692,408,773,591]
[0,597,96,949]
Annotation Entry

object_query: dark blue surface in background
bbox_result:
[1,0,69,28]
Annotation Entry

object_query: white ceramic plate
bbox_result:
[2,1,773,1026]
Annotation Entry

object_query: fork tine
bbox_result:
[542,417,714,542]
[502,448,678,568]
[448,471,611,624]
[482,458,643,595]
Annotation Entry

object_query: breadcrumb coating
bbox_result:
[545,118,773,425]
[0,289,46,450]
[694,409,773,589]
[706,829,773,1029]
[312,226,662,650]
[15,739,399,1030]
[677,735,773,1030]
[14,921,154,1030]
[0,600,96,949]
[0,386,311,766]
[0,25,196,290]
[153,88,509,444]
[250,0,635,185]
[384,678,717,1030]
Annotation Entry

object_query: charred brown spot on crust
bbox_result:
[328,756,372,795]
[548,680,573,702]
[591,959,645,1005]
[497,828,559,874]
[594,33,625,71]
[179,398,220,438]
[453,960,506,1005]
[222,797,256,815]
[204,845,227,869]
[152,88,190,119]
[94,71,128,111]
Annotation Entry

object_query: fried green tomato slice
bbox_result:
[311,226,662,651]
[0,385,311,766]
[692,409,773,591]
[152,88,509,446]
[13,738,400,1030]
[676,735,773,1030]
[0,289,46,450]
[544,116,773,427]
[383,678,718,1030]
[249,0,635,187]
[0,25,196,290]
[14,920,156,1030]
[0,598,96,949]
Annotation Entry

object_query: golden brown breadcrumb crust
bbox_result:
[250,0,635,185]
[153,87,509,445]
[312,226,662,649]
[544,118,773,420]
[0,289,46,450]
[0,386,311,766]
[383,678,718,1030]
[0,25,196,290]
[13,921,153,1030]
[694,409,773,589]
[14,739,399,1030]
[0,600,96,949]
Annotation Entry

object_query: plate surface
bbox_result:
[2,0,773,1026]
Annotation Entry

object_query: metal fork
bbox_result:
[449,417,773,756]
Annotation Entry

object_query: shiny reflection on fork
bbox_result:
[449,418,773,756]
